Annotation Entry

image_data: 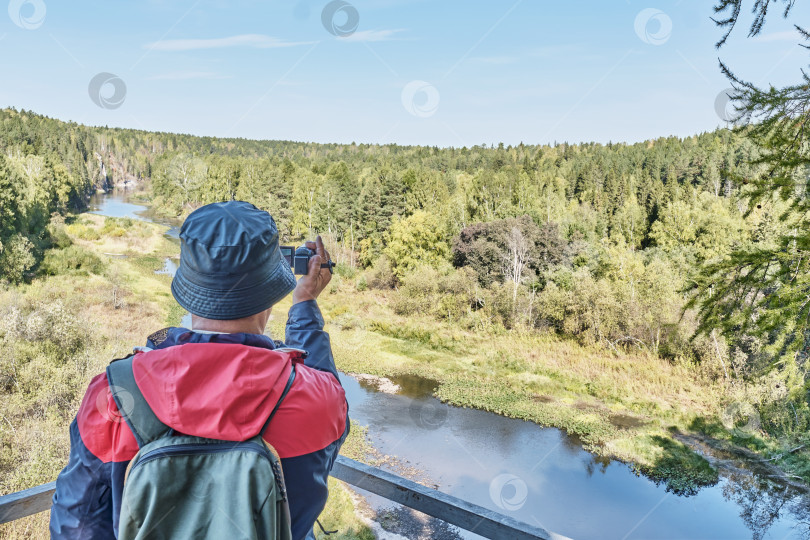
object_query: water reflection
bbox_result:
[89,190,181,240]
[155,258,178,276]
[388,373,440,399]
[722,472,809,540]
[88,191,149,220]
[342,373,809,540]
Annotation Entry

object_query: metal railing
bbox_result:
[0,456,559,539]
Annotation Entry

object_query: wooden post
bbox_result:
[0,482,55,525]
[332,456,557,540]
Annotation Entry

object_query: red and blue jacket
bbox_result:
[49,300,348,540]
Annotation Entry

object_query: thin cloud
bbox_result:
[148,71,232,81]
[144,34,316,51]
[752,30,804,43]
[529,44,585,58]
[472,56,519,65]
[339,29,405,42]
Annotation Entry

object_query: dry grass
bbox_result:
[0,217,177,538]
[0,216,372,540]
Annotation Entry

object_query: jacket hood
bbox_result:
[131,342,293,441]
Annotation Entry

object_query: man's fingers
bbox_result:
[304,236,329,263]
[308,254,322,274]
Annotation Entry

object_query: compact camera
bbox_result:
[280,246,336,275]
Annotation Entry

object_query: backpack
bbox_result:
[106,350,298,540]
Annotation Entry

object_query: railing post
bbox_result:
[332,456,559,540]
[0,482,56,525]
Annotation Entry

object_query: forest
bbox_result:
[0,106,808,502]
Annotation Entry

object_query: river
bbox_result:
[89,191,809,540]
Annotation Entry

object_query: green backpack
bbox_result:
[106,354,296,540]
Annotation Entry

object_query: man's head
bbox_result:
[171,201,296,326]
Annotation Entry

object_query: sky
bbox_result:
[1,0,809,147]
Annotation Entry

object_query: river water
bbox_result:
[89,191,809,540]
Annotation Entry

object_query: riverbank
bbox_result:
[0,214,185,538]
[0,214,372,539]
[269,276,810,496]
[75,203,810,490]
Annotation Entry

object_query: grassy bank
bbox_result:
[0,215,371,539]
[267,272,809,494]
[0,215,183,538]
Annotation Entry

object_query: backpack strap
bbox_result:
[259,363,296,437]
[106,355,170,448]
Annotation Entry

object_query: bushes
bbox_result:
[40,245,106,276]
[65,223,101,240]
[392,265,440,315]
[367,257,397,290]
[0,234,36,283]
[0,299,86,368]
[46,216,73,249]
[100,217,134,237]
[380,247,698,357]
[392,264,520,329]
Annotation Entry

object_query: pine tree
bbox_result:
[692,1,810,379]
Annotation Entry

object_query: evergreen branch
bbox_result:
[713,0,797,47]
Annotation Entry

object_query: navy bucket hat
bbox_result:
[171,201,297,320]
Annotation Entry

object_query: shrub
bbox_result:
[0,234,36,283]
[392,265,440,315]
[335,263,357,279]
[0,300,85,360]
[66,224,101,241]
[100,218,129,237]
[46,216,73,250]
[435,267,479,321]
[368,257,397,290]
[40,246,106,276]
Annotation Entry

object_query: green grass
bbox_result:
[0,215,375,539]
[306,284,808,493]
[314,478,374,540]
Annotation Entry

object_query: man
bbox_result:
[50,201,348,540]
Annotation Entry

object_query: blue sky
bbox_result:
[2,0,808,147]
